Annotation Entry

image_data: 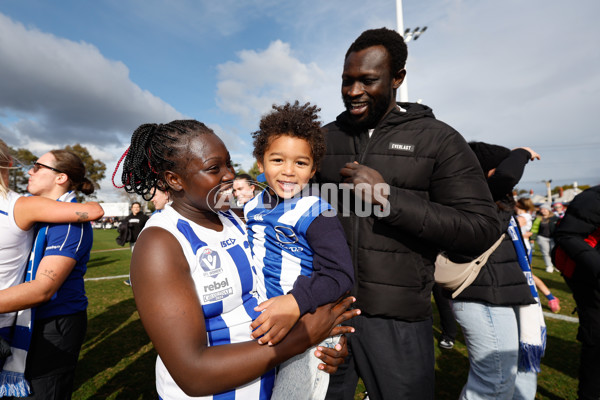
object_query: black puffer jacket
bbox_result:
[317,103,501,321]
[453,149,536,305]
[553,185,600,284]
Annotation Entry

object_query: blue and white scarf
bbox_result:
[0,191,75,396]
[508,216,547,373]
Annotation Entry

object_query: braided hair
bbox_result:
[119,120,213,200]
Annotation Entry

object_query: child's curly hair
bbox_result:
[252,101,326,169]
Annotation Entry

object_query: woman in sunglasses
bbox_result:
[0,141,103,399]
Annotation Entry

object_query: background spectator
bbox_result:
[531,204,559,273]
[120,202,148,286]
[553,185,600,400]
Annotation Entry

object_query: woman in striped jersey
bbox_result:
[117,120,358,400]
[0,140,104,398]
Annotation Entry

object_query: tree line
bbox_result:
[7,143,106,200]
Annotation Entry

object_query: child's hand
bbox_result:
[250,294,300,346]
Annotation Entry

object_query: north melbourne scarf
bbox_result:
[508,216,547,373]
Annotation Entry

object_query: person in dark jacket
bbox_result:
[451,142,541,400]
[317,27,501,400]
[123,202,149,248]
[531,204,559,272]
[121,202,148,286]
[553,185,600,400]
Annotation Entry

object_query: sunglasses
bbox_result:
[32,162,64,174]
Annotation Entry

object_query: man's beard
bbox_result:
[344,96,392,131]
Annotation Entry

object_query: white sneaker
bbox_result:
[545,266,554,273]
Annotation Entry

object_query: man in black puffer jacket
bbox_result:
[553,185,600,400]
[317,28,501,400]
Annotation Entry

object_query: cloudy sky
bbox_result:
[1,0,598,201]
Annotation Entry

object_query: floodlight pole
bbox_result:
[542,179,553,203]
[396,0,405,40]
[396,0,426,102]
[396,0,408,102]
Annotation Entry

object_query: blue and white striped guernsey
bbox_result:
[244,191,333,303]
[144,205,274,400]
[0,191,33,338]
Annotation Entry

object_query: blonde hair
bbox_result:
[0,139,11,198]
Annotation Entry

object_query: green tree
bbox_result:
[7,147,38,194]
[247,161,261,179]
[64,144,106,199]
[234,161,260,179]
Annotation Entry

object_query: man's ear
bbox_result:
[392,68,406,90]
[164,170,184,192]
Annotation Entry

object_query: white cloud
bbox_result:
[216,40,329,129]
[0,13,184,148]
[2,0,598,199]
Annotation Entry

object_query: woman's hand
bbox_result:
[284,296,359,355]
[315,334,349,374]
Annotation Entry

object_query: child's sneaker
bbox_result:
[548,298,561,313]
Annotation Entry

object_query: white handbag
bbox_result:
[434,234,505,298]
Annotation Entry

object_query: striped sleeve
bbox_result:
[43,223,86,259]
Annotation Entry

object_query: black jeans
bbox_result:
[432,283,458,340]
[25,311,87,400]
[564,268,600,400]
[325,314,435,400]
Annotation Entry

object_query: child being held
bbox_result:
[244,101,354,400]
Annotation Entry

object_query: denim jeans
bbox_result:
[270,336,339,400]
[536,236,554,269]
[451,300,537,400]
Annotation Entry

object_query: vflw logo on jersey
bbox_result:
[198,248,234,303]
[199,248,223,278]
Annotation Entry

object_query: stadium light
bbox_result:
[404,26,428,43]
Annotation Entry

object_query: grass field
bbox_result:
[72,229,580,399]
